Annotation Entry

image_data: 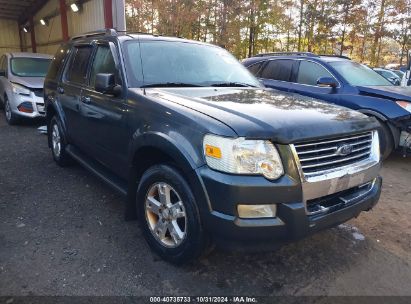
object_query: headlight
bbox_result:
[11,83,31,96]
[396,101,411,113]
[203,134,284,180]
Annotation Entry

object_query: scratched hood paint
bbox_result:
[145,87,379,143]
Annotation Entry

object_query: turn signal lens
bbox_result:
[396,101,411,113]
[205,144,222,159]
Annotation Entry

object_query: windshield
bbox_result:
[330,61,392,86]
[124,40,261,88]
[10,58,51,77]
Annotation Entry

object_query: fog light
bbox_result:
[237,204,277,218]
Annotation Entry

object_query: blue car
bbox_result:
[243,52,411,158]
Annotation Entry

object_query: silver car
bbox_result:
[0,52,52,125]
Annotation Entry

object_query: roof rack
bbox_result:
[318,54,351,60]
[70,28,118,41]
[254,52,319,57]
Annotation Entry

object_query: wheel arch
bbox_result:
[125,132,209,221]
[358,108,400,148]
[45,103,68,148]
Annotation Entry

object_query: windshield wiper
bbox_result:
[141,82,203,88]
[209,82,258,88]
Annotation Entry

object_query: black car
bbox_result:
[44,30,382,264]
[243,53,411,159]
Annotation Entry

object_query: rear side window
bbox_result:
[297,61,334,86]
[47,45,70,80]
[247,62,264,76]
[259,60,293,82]
[65,45,93,84]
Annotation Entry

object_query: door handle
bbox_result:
[57,87,64,94]
[81,96,91,104]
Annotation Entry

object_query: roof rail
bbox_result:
[70,28,118,41]
[254,52,318,58]
[318,54,351,60]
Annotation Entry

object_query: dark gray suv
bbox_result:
[44,29,382,264]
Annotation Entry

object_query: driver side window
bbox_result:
[90,45,118,89]
[297,61,335,86]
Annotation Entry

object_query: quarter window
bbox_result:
[89,45,118,88]
[65,45,93,84]
[259,60,293,82]
[297,61,335,86]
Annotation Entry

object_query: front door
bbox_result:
[79,43,129,178]
[290,60,341,104]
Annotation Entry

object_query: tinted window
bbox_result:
[66,46,93,84]
[90,45,117,88]
[247,62,264,76]
[47,45,70,80]
[297,61,334,86]
[260,60,293,81]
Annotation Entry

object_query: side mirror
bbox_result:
[388,77,400,86]
[0,70,5,77]
[95,73,121,96]
[317,77,338,88]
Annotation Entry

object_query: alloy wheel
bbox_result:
[52,124,61,158]
[5,100,11,121]
[145,182,187,248]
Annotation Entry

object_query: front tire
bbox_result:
[4,96,18,125]
[48,116,72,166]
[377,120,394,160]
[137,164,208,264]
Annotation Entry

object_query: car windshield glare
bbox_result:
[330,61,392,86]
[10,58,51,77]
[124,40,261,88]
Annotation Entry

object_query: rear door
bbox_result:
[59,44,94,147]
[290,60,341,103]
[79,42,129,177]
[257,59,295,92]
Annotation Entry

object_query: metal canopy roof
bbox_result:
[0,0,49,23]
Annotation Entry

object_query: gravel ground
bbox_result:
[0,113,410,297]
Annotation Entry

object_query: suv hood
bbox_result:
[12,77,45,89]
[357,85,411,102]
[146,88,378,143]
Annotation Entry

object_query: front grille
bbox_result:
[33,89,44,97]
[306,180,375,217]
[294,132,373,176]
[36,103,45,114]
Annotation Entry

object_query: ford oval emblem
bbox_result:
[336,144,353,156]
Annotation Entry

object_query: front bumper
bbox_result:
[9,93,45,118]
[197,162,381,251]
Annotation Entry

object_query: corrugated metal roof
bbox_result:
[0,0,49,22]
